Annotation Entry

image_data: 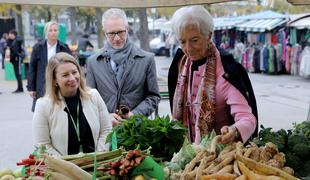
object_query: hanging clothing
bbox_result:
[291,44,302,76]
[299,46,310,78]
[286,45,292,74]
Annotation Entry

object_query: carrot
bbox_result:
[44,155,92,180]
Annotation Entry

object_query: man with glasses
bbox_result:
[86,8,160,125]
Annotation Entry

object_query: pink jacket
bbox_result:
[188,56,257,143]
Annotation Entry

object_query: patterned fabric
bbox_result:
[172,42,218,139]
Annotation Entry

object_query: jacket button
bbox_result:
[246,91,249,97]
[224,73,230,78]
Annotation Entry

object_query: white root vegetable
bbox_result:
[44,155,92,180]
[209,135,221,153]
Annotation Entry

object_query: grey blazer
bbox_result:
[86,44,160,116]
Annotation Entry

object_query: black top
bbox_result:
[64,91,95,154]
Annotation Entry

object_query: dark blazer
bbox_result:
[27,40,71,111]
[168,48,258,139]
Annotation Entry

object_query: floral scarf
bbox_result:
[172,42,219,139]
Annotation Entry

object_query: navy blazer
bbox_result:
[27,40,71,111]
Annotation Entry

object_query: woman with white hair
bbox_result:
[168,5,258,144]
[27,21,71,112]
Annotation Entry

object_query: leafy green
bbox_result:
[252,125,287,152]
[106,115,186,160]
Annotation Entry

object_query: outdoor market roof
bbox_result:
[214,10,289,32]
[288,14,310,29]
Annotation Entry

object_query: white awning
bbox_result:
[0,0,240,8]
[214,18,246,30]
[289,16,310,29]
[236,18,288,32]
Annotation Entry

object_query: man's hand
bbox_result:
[110,113,122,127]
[29,91,37,99]
[120,111,133,120]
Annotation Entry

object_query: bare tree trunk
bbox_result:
[16,5,24,37]
[138,8,150,51]
[69,7,78,45]
[96,8,104,49]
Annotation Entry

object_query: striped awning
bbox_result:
[235,18,288,32]
[214,17,246,30]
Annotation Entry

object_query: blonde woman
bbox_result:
[27,21,71,112]
[32,52,112,156]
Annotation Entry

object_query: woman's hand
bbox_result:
[218,125,239,144]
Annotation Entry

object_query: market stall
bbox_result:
[0,115,308,179]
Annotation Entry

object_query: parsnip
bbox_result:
[209,135,221,153]
[217,164,233,174]
[181,150,207,179]
[201,173,235,180]
[195,156,209,180]
[233,160,241,176]
[209,154,235,174]
[44,155,92,180]
[218,144,235,158]
[235,175,246,180]
[236,154,299,180]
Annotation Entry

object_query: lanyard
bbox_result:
[65,100,83,152]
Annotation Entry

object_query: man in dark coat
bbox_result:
[7,29,24,93]
[27,21,71,112]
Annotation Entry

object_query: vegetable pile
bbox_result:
[166,137,298,180]
[253,121,310,178]
[106,115,186,160]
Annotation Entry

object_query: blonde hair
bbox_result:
[45,52,90,103]
[44,21,59,39]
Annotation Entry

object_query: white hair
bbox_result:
[102,8,128,29]
[44,21,58,39]
[170,5,214,39]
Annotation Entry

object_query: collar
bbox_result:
[95,43,145,61]
[47,41,58,49]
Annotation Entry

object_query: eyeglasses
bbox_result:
[105,30,127,39]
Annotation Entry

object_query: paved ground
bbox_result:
[0,56,310,170]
